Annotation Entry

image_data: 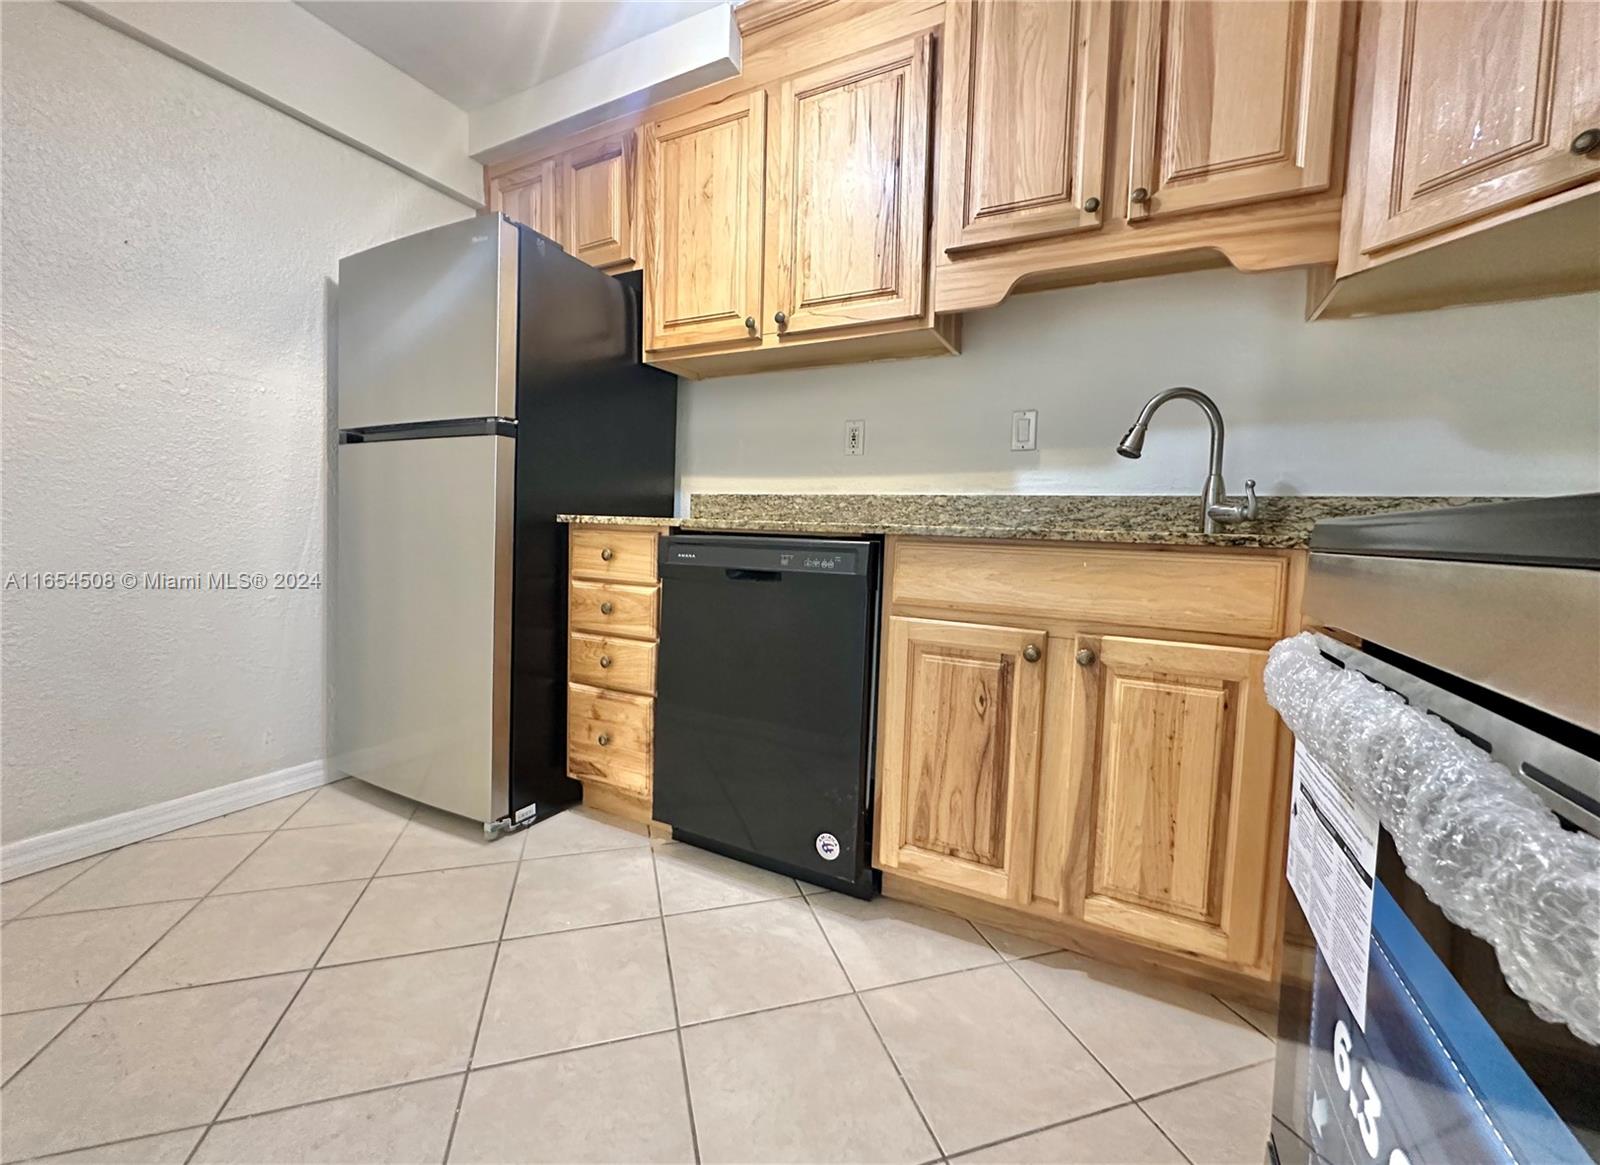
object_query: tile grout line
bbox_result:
[915,919,1175,1164]
[800,890,945,1159]
[180,810,412,1165]
[981,944,1205,1164]
[4,849,113,918]
[440,842,522,1165]
[940,1097,1138,1163]
[1132,1055,1279,1105]
[7,1124,211,1164]
[995,951,1205,1164]
[1214,992,1279,1038]
[997,953,1139,1105]
[93,832,276,999]
[0,831,277,1099]
[650,841,703,1165]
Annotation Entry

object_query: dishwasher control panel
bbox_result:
[660,535,873,576]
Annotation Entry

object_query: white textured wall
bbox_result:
[71,0,482,204]
[1,2,470,844]
[679,270,1600,498]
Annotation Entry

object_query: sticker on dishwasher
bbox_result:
[1286,742,1380,1030]
[815,833,841,861]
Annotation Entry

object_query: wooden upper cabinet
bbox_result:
[493,158,561,240]
[643,91,767,352]
[1352,0,1600,258]
[560,133,637,271]
[938,1,1113,252]
[877,616,1047,906]
[1059,635,1278,967]
[1126,0,1343,220]
[767,35,933,336]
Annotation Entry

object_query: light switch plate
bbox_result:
[1011,409,1038,452]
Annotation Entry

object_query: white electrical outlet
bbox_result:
[1011,409,1038,452]
[845,419,866,456]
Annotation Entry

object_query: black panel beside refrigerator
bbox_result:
[509,245,677,821]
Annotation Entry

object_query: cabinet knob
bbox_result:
[1022,643,1041,663]
[745,316,757,332]
[600,547,614,561]
[599,655,612,669]
[1573,128,1600,155]
[1083,196,1101,213]
[1075,647,1097,667]
[774,311,788,327]
[597,733,611,747]
[599,601,614,615]
[1130,187,1150,205]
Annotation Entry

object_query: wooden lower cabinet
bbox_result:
[876,539,1298,988]
[565,523,668,823]
[876,616,1047,905]
[1049,634,1279,969]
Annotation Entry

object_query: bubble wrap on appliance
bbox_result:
[1265,632,1600,1047]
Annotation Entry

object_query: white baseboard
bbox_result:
[1,759,340,882]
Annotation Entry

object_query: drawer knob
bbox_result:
[1573,128,1600,156]
[1083,196,1100,213]
[599,654,612,668]
[600,547,614,561]
[774,311,788,327]
[600,601,614,615]
[1022,643,1041,663]
[1130,187,1150,205]
[745,316,757,332]
[597,733,611,747]
[1075,647,1097,667]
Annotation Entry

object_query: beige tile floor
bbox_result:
[0,780,1278,1164]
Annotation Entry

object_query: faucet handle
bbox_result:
[1242,479,1257,520]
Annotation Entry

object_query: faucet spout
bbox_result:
[1114,387,1255,534]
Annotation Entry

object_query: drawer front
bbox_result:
[891,539,1287,639]
[569,580,658,640]
[570,632,656,696]
[567,683,652,797]
[570,526,660,585]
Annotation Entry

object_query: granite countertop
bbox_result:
[558,494,1501,549]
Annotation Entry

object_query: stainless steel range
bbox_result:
[1265,494,1600,1165]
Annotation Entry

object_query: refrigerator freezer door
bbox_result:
[337,215,519,429]
[334,435,513,823]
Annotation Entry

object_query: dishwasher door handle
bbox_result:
[723,569,782,582]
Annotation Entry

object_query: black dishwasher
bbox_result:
[654,534,880,898]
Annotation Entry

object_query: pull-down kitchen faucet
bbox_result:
[1116,387,1257,535]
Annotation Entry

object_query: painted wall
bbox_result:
[678,269,1600,499]
[70,0,482,205]
[1,3,470,844]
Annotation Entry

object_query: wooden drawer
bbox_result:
[567,683,652,797]
[569,580,658,640]
[890,539,1287,640]
[570,632,656,696]
[570,526,660,585]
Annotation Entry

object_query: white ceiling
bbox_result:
[297,0,726,111]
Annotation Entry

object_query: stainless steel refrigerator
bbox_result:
[333,214,675,830]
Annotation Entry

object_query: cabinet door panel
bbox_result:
[494,158,561,241]
[1061,636,1277,967]
[939,0,1113,252]
[1357,0,1600,255]
[769,36,932,336]
[644,92,766,352]
[1127,0,1343,219]
[562,133,636,270]
[877,616,1046,905]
